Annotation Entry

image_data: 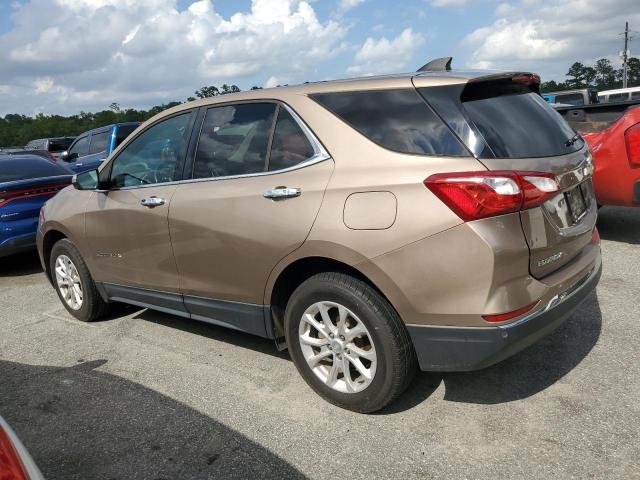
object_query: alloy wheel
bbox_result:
[54,254,83,310]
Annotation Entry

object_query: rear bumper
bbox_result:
[0,234,36,258]
[407,259,602,372]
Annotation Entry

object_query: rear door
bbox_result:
[169,102,333,317]
[76,129,111,172]
[416,75,597,278]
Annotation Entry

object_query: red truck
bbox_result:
[557,100,640,207]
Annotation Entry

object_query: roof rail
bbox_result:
[417,57,452,72]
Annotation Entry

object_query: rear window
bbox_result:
[48,138,74,152]
[311,89,470,157]
[420,83,583,159]
[115,124,139,147]
[0,157,69,183]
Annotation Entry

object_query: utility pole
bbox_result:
[623,21,629,89]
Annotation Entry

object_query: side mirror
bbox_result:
[61,151,78,162]
[72,169,99,190]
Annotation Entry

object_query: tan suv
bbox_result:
[37,63,602,412]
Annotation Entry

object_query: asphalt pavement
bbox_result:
[0,206,638,479]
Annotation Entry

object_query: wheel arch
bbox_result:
[41,229,68,283]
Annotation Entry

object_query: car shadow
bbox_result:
[0,251,43,277]
[0,359,305,480]
[597,206,640,245]
[379,291,602,412]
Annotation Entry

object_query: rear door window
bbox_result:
[632,92,640,100]
[608,93,628,103]
[311,89,469,157]
[268,107,315,171]
[89,131,110,154]
[192,102,277,178]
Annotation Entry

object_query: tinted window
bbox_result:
[632,92,640,100]
[461,92,582,158]
[89,131,110,154]
[109,113,192,188]
[193,103,276,179]
[268,108,315,171]
[115,124,139,147]
[0,157,69,182]
[48,138,74,152]
[608,93,628,103]
[555,93,584,106]
[68,136,90,157]
[312,89,469,156]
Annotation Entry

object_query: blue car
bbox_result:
[59,122,140,173]
[0,154,72,258]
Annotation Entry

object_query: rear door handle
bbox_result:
[263,187,302,200]
[141,197,166,208]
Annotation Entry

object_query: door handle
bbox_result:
[141,196,166,208]
[263,187,302,200]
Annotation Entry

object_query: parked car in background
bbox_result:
[598,87,640,104]
[59,122,140,173]
[25,136,75,159]
[1,153,72,258]
[38,64,600,412]
[543,88,599,106]
[0,415,43,480]
[0,148,57,161]
[556,100,640,206]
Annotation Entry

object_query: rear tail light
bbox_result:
[0,184,68,208]
[0,424,29,480]
[482,301,539,323]
[424,171,559,221]
[625,123,640,168]
[49,152,57,162]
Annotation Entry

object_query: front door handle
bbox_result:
[141,196,166,208]
[263,187,302,200]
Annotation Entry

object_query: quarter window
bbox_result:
[89,131,110,154]
[109,112,193,188]
[268,108,315,171]
[68,136,89,157]
[311,89,469,157]
[193,103,276,179]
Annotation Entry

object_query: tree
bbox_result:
[194,85,220,98]
[566,62,587,88]
[540,80,567,93]
[626,57,640,87]
[108,102,121,113]
[594,58,617,89]
[220,84,240,95]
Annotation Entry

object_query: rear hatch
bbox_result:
[415,73,597,278]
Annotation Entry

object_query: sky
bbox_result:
[0,0,638,116]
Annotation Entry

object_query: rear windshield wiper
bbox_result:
[565,133,582,147]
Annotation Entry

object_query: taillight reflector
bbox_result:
[0,184,68,208]
[0,424,29,480]
[625,123,640,168]
[424,171,559,222]
[482,301,539,323]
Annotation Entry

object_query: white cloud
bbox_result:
[0,0,347,115]
[338,0,365,12]
[348,28,425,75]
[464,0,640,81]
[430,0,467,6]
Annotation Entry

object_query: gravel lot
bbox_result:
[1,206,639,480]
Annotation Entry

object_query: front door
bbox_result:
[84,111,195,293]
[169,102,333,326]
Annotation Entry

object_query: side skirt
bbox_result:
[99,283,273,339]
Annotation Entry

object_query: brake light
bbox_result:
[482,301,539,323]
[512,73,541,85]
[424,171,559,221]
[0,184,68,208]
[625,123,640,168]
[49,152,57,162]
[0,424,29,480]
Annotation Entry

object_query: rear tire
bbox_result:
[50,239,110,322]
[285,272,417,413]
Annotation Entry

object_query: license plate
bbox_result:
[565,185,587,223]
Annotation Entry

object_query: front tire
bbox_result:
[50,239,110,322]
[285,272,417,413]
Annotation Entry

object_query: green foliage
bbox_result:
[542,57,640,93]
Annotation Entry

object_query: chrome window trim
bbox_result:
[103,100,331,191]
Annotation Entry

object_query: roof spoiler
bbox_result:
[417,57,452,72]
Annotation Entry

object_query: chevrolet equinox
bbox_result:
[38,61,602,412]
